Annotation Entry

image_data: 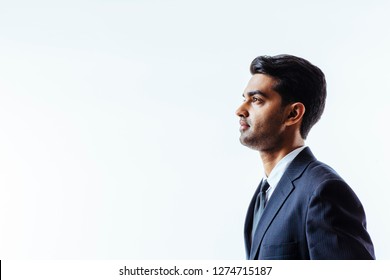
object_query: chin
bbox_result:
[239,137,260,151]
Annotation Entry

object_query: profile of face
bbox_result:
[235,74,290,152]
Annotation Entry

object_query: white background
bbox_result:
[0,0,389,259]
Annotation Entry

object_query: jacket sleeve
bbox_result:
[306,179,375,259]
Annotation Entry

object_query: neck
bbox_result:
[260,139,305,176]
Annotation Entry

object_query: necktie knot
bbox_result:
[260,180,270,194]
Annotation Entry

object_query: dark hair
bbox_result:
[250,54,327,139]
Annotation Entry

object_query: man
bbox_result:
[236,54,375,260]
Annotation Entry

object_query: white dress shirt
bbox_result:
[264,146,307,202]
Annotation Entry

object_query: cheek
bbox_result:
[254,112,284,132]
[250,109,264,122]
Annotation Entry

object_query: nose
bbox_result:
[235,102,249,118]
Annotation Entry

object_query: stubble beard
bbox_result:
[240,130,274,152]
[239,121,284,153]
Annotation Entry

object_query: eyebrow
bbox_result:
[242,90,268,98]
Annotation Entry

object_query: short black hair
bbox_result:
[250,54,327,139]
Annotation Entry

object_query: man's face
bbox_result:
[236,73,287,152]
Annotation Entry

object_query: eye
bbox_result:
[251,96,263,104]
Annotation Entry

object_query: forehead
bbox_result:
[244,73,279,95]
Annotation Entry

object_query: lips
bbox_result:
[239,119,250,130]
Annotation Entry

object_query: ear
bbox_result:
[285,102,305,126]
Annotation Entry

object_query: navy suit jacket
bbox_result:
[244,147,375,260]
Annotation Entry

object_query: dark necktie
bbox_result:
[251,180,270,241]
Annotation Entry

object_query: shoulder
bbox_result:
[297,158,364,208]
[305,159,343,183]
[289,147,345,185]
[290,149,359,200]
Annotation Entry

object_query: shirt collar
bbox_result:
[264,146,307,190]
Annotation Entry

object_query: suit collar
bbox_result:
[247,147,316,259]
[266,146,307,191]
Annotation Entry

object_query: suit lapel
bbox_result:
[248,147,316,259]
[249,176,295,259]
